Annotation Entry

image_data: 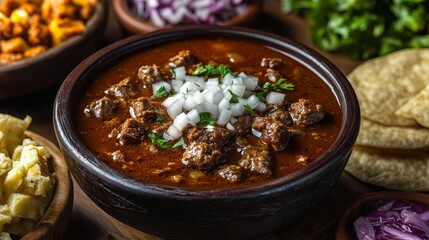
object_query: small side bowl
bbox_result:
[0,0,108,99]
[112,0,262,35]
[336,191,429,240]
[19,131,73,240]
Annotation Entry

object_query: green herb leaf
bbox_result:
[154,86,168,98]
[256,92,267,103]
[218,64,232,78]
[244,104,254,114]
[228,90,239,103]
[172,138,185,148]
[156,115,164,122]
[148,133,170,149]
[196,112,216,126]
[263,78,294,92]
[170,69,176,78]
[193,64,219,76]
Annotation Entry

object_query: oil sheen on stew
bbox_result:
[76,37,343,190]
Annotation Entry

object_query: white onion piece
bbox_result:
[206,78,219,86]
[183,95,198,110]
[217,109,232,126]
[173,112,190,131]
[247,95,260,109]
[171,80,184,92]
[226,122,235,131]
[203,102,218,118]
[266,91,285,104]
[232,77,243,85]
[222,73,234,85]
[205,84,221,92]
[162,93,182,107]
[231,84,246,97]
[152,81,171,96]
[174,66,186,80]
[229,117,238,124]
[230,103,244,117]
[192,91,205,104]
[167,99,183,119]
[255,102,267,112]
[240,73,258,90]
[186,109,200,124]
[166,124,182,139]
[218,98,230,112]
[180,81,200,94]
[251,128,262,138]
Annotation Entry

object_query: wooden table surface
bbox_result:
[0,1,375,239]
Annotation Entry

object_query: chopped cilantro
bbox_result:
[154,86,168,98]
[244,104,254,114]
[172,138,185,148]
[262,78,294,91]
[217,64,232,78]
[228,90,239,103]
[156,115,164,122]
[193,64,232,78]
[170,69,176,78]
[256,92,267,103]
[196,112,216,126]
[148,133,170,149]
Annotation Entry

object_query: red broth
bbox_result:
[75,37,342,189]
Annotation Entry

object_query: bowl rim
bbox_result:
[112,0,262,33]
[54,26,360,200]
[335,191,429,240]
[0,0,107,72]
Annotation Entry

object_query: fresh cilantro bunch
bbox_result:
[282,0,429,59]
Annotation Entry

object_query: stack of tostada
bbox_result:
[346,48,429,191]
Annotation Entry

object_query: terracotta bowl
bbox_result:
[20,131,73,240]
[0,0,108,100]
[336,191,429,240]
[112,0,262,35]
[53,26,360,240]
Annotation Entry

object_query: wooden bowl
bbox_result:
[112,0,262,35]
[0,0,108,100]
[20,131,73,240]
[335,191,429,240]
[54,26,360,240]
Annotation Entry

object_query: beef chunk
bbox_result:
[167,50,195,68]
[182,142,224,171]
[84,96,117,120]
[265,69,281,82]
[261,58,282,69]
[238,146,272,176]
[267,109,292,125]
[289,99,325,125]
[105,77,137,99]
[118,118,147,145]
[186,126,233,146]
[233,115,253,135]
[252,117,290,151]
[138,64,163,86]
[130,97,165,121]
[218,165,243,182]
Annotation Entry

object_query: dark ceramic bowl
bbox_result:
[112,0,262,35]
[54,27,360,240]
[336,191,429,240]
[0,0,108,99]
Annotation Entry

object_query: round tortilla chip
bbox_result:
[396,83,429,128]
[357,118,429,149]
[346,146,429,191]
[348,48,429,126]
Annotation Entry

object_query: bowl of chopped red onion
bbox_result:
[112,0,262,34]
[336,191,429,240]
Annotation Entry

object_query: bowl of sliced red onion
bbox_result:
[112,0,262,34]
[336,191,429,240]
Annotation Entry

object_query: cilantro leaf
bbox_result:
[228,90,239,103]
[218,64,232,78]
[148,133,170,149]
[196,112,216,126]
[244,104,254,114]
[156,114,164,122]
[256,92,267,103]
[154,86,169,98]
[263,78,294,92]
[172,138,185,148]
[193,64,219,76]
[170,69,176,78]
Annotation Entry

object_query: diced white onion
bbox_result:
[206,78,219,86]
[183,95,198,110]
[217,109,232,126]
[171,80,184,92]
[174,66,186,80]
[229,117,238,124]
[231,84,246,97]
[173,112,190,131]
[167,99,183,119]
[251,128,262,138]
[247,95,260,109]
[232,77,243,85]
[192,91,205,104]
[230,103,244,117]
[218,98,230,112]
[152,81,171,96]
[166,124,182,139]
[187,109,200,124]
[222,73,234,85]
[255,102,267,112]
[266,92,285,104]
[226,122,235,131]
[180,81,200,94]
